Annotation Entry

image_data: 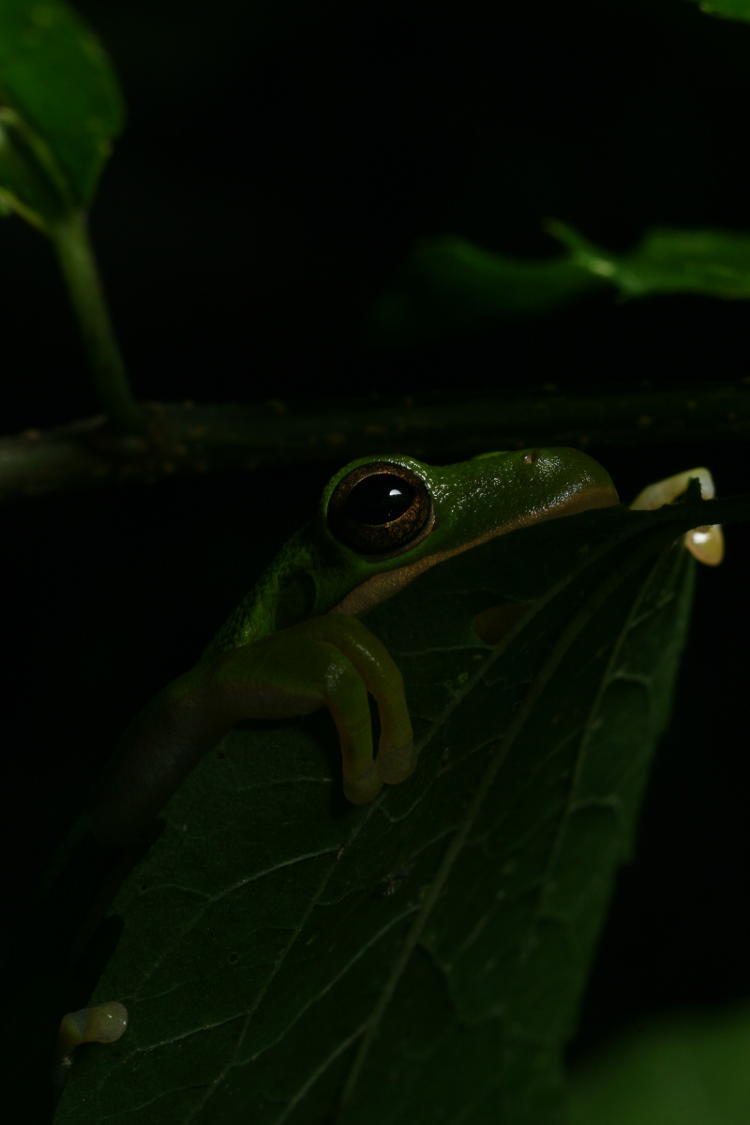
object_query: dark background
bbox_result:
[5,0,750,426]
[3,0,749,1089]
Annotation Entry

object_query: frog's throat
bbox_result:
[331,483,619,619]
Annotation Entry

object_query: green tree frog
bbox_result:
[90,449,720,846]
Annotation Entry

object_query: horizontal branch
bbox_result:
[2,384,748,505]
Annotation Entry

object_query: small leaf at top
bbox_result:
[0,0,124,221]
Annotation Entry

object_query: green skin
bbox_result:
[90,447,620,846]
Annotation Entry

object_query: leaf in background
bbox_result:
[0,0,124,226]
[369,224,750,345]
[688,0,750,22]
[568,1002,750,1125]
[368,235,602,345]
[548,221,750,300]
[55,499,748,1123]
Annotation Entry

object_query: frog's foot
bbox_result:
[55,1002,128,1086]
[91,612,416,845]
[377,740,417,785]
[343,760,382,804]
[630,467,724,566]
[307,614,415,799]
[682,524,724,566]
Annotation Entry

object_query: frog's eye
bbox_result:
[327,460,434,556]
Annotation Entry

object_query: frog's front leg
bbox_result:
[90,615,414,846]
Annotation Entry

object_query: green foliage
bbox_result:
[0,2,136,430]
[370,224,750,345]
[55,497,750,1123]
[0,108,69,228]
[548,222,750,300]
[569,1002,750,1125]
[368,236,602,344]
[0,0,123,228]
[689,0,750,22]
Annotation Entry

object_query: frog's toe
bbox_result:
[377,740,417,785]
[343,762,383,804]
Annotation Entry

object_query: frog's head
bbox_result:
[309,448,619,617]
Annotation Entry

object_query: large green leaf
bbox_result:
[0,0,123,225]
[55,497,747,1123]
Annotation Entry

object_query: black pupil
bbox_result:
[348,474,415,525]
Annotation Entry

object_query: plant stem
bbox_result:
[50,210,143,434]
